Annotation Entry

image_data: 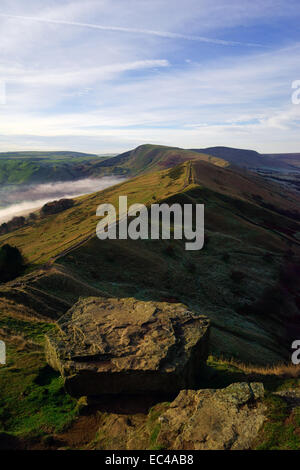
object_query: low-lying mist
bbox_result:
[0,177,124,224]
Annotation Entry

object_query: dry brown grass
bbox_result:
[0,298,50,322]
[226,357,300,378]
[0,326,40,352]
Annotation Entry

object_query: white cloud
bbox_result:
[7,60,169,87]
[0,0,299,152]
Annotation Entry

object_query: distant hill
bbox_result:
[265,153,300,169]
[0,151,99,160]
[2,145,299,186]
[191,146,299,170]
[94,144,300,176]
[93,144,229,176]
[0,145,228,185]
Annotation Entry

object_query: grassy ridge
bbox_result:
[1,158,299,365]
[3,150,299,266]
[0,162,190,264]
[0,156,300,449]
[96,144,229,176]
[0,145,228,186]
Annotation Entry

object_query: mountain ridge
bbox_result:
[1,158,300,366]
[1,144,299,188]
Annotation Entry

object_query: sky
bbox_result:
[0,0,299,154]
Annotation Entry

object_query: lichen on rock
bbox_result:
[156,382,266,450]
[45,297,210,397]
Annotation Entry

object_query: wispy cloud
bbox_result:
[10,60,170,86]
[0,1,299,153]
[0,13,264,47]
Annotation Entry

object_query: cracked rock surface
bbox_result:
[156,382,266,450]
[45,297,210,396]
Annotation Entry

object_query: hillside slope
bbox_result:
[1,145,299,188]
[265,153,300,169]
[0,151,108,185]
[1,158,300,366]
[191,146,299,170]
[90,144,229,177]
[0,145,227,188]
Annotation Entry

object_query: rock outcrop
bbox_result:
[70,382,266,450]
[156,382,266,450]
[45,297,210,397]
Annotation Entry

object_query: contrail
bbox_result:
[0,13,264,47]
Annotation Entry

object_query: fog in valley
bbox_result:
[0,177,124,224]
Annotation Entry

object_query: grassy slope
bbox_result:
[0,312,78,446]
[1,157,300,448]
[0,145,227,185]
[1,144,299,187]
[1,156,299,265]
[0,162,189,264]
[191,146,299,170]
[1,342,299,449]
[88,144,229,176]
[0,151,99,159]
[0,152,108,185]
[0,158,299,362]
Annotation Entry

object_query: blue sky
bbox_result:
[0,0,299,153]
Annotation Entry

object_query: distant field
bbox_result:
[0,151,99,159]
[0,151,111,185]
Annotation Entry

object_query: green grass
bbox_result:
[0,158,297,369]
[109,144,228,176]
[0,316,55,342]
[0,144,222,185]
[256,395,300,450]
[0,162,191,264]
[146,403,169,450]
[0,311,77,440]
[0,343,78,438]
[0,153,299,449]
[0,151,99,160]
[0,152,109,185]
[149,424,163,450]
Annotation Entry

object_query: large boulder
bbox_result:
[45,297,210,397]
[156,382,266,450]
